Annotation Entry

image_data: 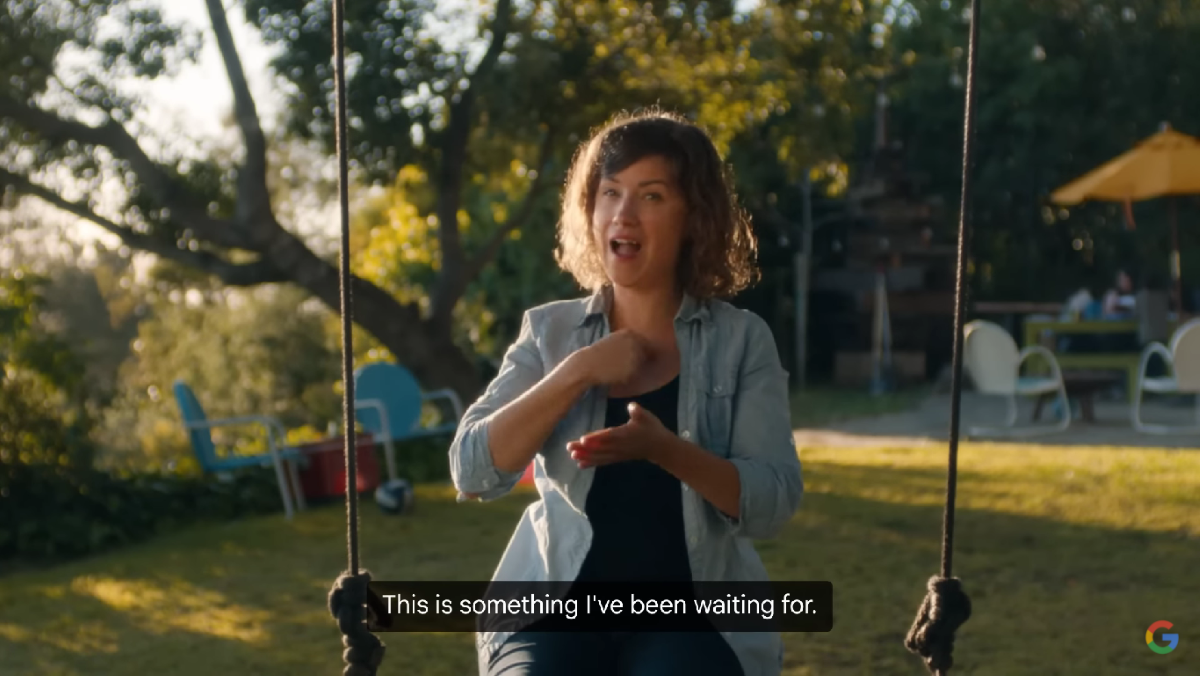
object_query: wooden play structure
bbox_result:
[815,142,958,387]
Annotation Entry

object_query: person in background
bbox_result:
[1096,268,1144,354]
[1056,279,1104,353]
[1061,286,1095,321]
[1101,269,1136,319]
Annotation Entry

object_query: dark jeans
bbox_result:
[486,630,745,676]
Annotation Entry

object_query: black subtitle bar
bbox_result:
[367,581,833,633]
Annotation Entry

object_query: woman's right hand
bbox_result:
[573,329,649,387]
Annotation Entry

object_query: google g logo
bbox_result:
[1147,621,1178,654]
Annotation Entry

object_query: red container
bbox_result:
[297,434,381,500]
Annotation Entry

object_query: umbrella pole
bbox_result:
[1170,197,1182,314]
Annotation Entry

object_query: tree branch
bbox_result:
[430,0,514,334]
[0,95,246,250]
[0,169,286,287]
[461,126,557,287]
[204,0,272,227]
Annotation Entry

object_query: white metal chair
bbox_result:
[1131,318,1200,435]
[962,319,1071,437]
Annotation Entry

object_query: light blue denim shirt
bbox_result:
[449,285,804,676]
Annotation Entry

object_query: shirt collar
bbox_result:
[578,285,710,327]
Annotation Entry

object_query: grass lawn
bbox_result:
[789,386,928,428]
[2,441,1198,675]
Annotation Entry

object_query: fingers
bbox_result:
[569,448,620,468]
[578,427,619,445]
[567,435,616,455]
[626,401,658,425]
[568,429,623,467]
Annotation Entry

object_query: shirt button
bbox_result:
[714,385,722,393]
[681,430,691,440]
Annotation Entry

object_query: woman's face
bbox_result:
[591,154,688,292]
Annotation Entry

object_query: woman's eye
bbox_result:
[643,192,662,201]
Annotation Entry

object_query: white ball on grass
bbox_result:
[374,478,415,515]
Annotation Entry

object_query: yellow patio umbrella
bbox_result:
[1051,123,1200,311]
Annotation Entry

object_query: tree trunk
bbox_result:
[258,222,486,404]
[354,301,484,407]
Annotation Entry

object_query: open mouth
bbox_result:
[610,238,641,257]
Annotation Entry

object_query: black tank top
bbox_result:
[575,376,693,583]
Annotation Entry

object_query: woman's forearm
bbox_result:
[652,435,741,518]
[486,352,593,473]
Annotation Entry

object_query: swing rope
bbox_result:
[903,0,979,674]
[326,0,388,673]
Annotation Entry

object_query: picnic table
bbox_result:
[1021,318,1183,402]
[1022,319,1140,400]
[1031,370,1121,423]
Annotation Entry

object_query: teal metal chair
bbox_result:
[173,380,307,519]
[353,363,463,482]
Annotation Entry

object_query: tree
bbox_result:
[350,164,580,367]
[1,213,144,405]
[886,0,1200,301]
[1,0,881,400]
[97,284,344,471]
[0,268,96,467]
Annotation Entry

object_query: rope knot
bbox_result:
[328,570,389,676]
[905,575,972,675]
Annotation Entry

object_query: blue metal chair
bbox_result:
[173,380,307,519]
[353,363,463,482]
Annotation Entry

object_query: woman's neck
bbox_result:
[609,284,682,341]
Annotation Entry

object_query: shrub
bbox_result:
[0,434,455,566]
[0,461,281,564]
[382,434,454,484]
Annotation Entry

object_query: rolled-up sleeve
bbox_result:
[449,310,545,501]
[720,315,804,539]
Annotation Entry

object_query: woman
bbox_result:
[449,109,804,676]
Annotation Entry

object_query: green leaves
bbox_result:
[0,460,282,563]
[243,0,876,196]
[888,0,1200,299]
[0,272,86,397]
[0,264,104,471]
[244,0,446,181]
[96,6,201,79]
[93,283,346,471]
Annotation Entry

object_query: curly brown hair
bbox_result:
[554,108,760,300]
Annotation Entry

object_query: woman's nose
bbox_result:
[615,195,638,222]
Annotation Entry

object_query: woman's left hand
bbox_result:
[567,402,673,468]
